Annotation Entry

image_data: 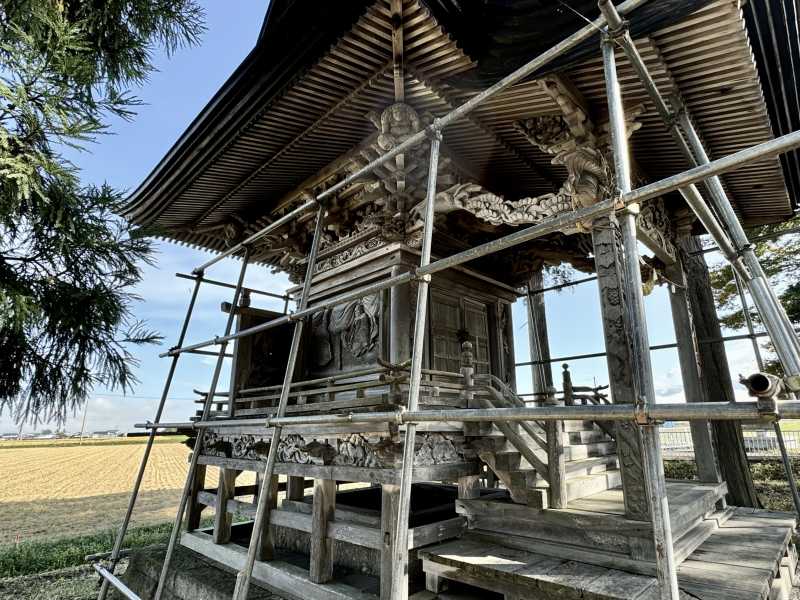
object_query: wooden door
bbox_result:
[430,291,462,374]
[463,299,491,375]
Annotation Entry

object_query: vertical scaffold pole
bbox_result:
[97,274,204,600]
[154,247,252,600]
[390,131,441,600]
[231,203,325,600]
[598,0,800,384]
[602,37,679,599]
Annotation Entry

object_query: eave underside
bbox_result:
[124,0,795,260]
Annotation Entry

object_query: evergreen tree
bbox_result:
[0,1,205,423]
[708,217,800,373]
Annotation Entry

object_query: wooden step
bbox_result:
[565,469,622,501]
[566,429,609,445]
[420,536,660,600]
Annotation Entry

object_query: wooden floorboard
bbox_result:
[422,507,796,600]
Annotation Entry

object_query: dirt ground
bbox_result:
[0,439,255,545]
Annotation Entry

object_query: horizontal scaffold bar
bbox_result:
[175,272,289,301]
[163,125,800,359]
[135,399,800,430]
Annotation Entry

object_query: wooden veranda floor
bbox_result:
[420,507,798,600]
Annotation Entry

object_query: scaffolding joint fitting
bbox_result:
[413,272,432,284]
[424,121,443,142]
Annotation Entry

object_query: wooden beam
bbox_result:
[309,478,336,583]
[391,0,404,102]
[527,266,552,396]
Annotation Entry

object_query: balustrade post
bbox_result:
[545,386,567,508]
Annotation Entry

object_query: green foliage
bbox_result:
[0,2,204,424]
[707,218,800,372]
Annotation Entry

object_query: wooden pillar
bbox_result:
[380,483,402,600]
[186,463,207,531]
[665,251,722,484]
[591,214,650,521]
[680,236,759,506]
[527,265,553,396]
[286,476,305,501]
[545,389,567,509]
[213,469,239,544]
[310,478,336,583]
[458,475,481,500]
[255,474,279,561]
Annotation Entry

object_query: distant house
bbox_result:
[91,429,124,438]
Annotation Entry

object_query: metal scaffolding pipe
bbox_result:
[599,0,800,380]
[193,199,318,274]
[232,205,327,600]
[136,400,800,429]
[94,564,140,600]
[391,133,442,600]
[154,248,251,600]
[175,272,289,301]
[98,274,203,600]
[601,33,679,599]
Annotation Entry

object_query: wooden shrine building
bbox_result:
[112,1,800,599]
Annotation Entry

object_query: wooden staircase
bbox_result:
[468,371,620,508]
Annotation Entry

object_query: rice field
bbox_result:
[0,438,254,546]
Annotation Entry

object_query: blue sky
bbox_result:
[1,2,764,434]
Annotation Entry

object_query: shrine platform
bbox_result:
[420,507,798,600]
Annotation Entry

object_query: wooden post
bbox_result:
[186,464,207,531]
[286,476,305,501]
[213,469,238,544]
[527,265,553,397]
[680,235,759,506]
[380,484,401,600]
[255,474,279,561]
[545,387,567,509]
[665,240,722,484]
[310,478,336,583]
[458,475,481,500]
[591,213,650,521]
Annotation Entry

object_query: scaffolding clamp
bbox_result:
[413,272,432,284]
[424,121,443,142]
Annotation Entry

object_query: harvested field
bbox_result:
[0,439,254,546]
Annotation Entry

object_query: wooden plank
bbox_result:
[310,479,336,584]
[407,517,466,549]
[180,531,377,600]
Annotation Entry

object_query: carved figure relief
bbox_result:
[334,434,387,468]
[414,433,462,466]
[309,293,381,372]
[277,434,316,465]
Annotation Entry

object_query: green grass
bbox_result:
[0,435,186,450]
[0,518,209,578]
